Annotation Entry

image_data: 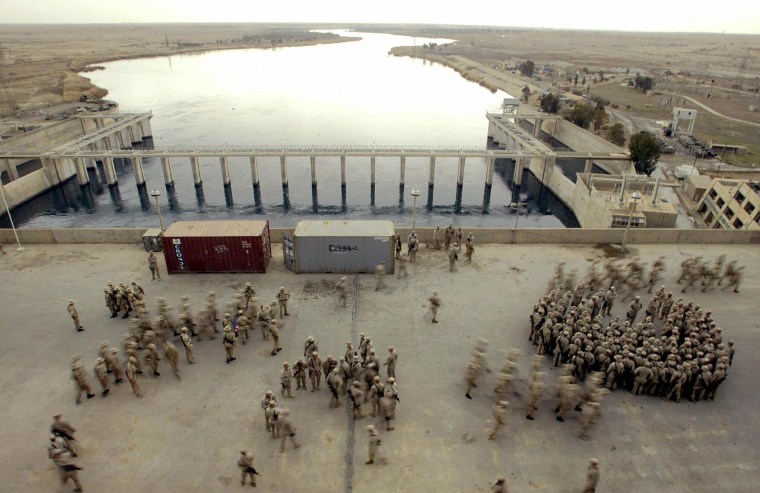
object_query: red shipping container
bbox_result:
[161,220,271,274]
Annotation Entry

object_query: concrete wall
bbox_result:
[2,227,758,246]
[571,178,613,228]
[542,119,633,175]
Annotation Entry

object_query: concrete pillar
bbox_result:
[399,156,405,186]
[310,155,317,186]
[187,156,200,186]
[533,118,542,137]
[513,158,524,186]
[109,133,119,150]
[428,156,436,186]
[485,157,494,186]
[584,159,594,175]
[95,118,104,130]
[487,120,494,139]
[131,157,145,186]
[132,124,143,142]
[370,156,376,185]
[280,156,289,186]
[101,137,111,150]
[140,119,153,138]
[651,177,660,205]
[220,156,231,186]
[249,156,259,186]
[74,158,89,186]
[161,156,174,186]
[457,157,465,186]
[3,158,19,181]
[340,155,346,186]
[103,157,118,186]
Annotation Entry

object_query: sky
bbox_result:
[3,0,760,34]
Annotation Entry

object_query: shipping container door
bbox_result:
[282,234,295,271]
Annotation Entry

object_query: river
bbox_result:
[6,31,578,229]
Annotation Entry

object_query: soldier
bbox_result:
[278,409,301,453]
[525,373,545,420]
[265,401,280,438]
[408,234,419,263]
[327,367,344,408]
[584,459,600,493]
[491,477,508,493]
[67,300,84,332]
[163,340,180,378]
[369,375,385,417]
[601,287,616,317]
[281,361,294,398]
[126,355,142,398]
[432,225,441,250]
[323,354,338,377]
[104,288,117,318]
[71,355,95,404]
[180,327,195,364]
[51,414,79,456]
[366,425,381,465]
[465,234,475,262]
[276,287,290,317]
[237,450,258,487]
[223,312,234,333]
[258,304,272,340]
[488,400,508,440]
[94,357,110,397]
[307,351,322,391]
[578,401,601,440]
[303,336,318,358]
[554,375,579,422]
[260,391,277,431]
[223,325,237,364]
[395,235,402,259]
[626,296,642,324]
[269,319,282,356]
[236,310,250,344]
[383,346,398,379]
[336,276,350,307]
[348,380,365,419]
[144,342,161,376]
[374,263,386,290]
[293,358,308,390]
[381,377,399,430]
[428,291,442,323]
[722,261,744,293]
[107,347,124,384]
[148,251,161,280]
[444,223,454,250]
[131,281,145,300]
[49,445,84,493]
[464,361,483,400]
[455,227,464,250]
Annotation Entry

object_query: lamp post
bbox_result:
[0,181,24,251]
[621,191,642,253]
[411,189,420,230]
[510,201,527,231]
[150,189,164,232]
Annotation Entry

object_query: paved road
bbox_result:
[0,242,757,492]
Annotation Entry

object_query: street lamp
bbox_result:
[411,189,420,230]
[510,201,527,231]
[0,181,24,252]
[621,191,642,253]
[150,189,164,232]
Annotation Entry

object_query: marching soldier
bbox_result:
[104,288,117,318]
[276,287,290,317]
[428,291,442,323]
[578,401,601,440]
[126,355,142,398]
[408,233,419,262]
[71,355,94,404]
[278,409,301,453]
[269,319,282,356]
[488,400,508,440]
[307,351,322,391]
[67,300,84,332]
[163,340,181,378]
[144,343,161,376]
[180,327,195,364]
[525,372,545,420]
[94,357,110,397]
[336,276,350,307]
[365,425,381,465]
[49,445,84,492]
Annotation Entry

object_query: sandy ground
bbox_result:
[0,241,758,492]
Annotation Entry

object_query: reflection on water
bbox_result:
[4,31,579,230]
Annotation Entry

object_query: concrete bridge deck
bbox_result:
[0,241,757,492]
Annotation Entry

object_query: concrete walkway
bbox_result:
[0,242,758,492]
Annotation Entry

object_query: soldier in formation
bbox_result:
[237,450,258,487]
[428,291,442,323]
[276,287,290,317]
[365,424,381,465]
[68,300,84,332]
[71,355,95,404]
[488,400,508,440]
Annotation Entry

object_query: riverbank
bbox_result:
[0,24,359,115]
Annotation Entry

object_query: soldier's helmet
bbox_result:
[181,327,188,333]
[224,326,231,332]
[69,299,75,304]
[374,376,380,382]
[96,356,105,364]
[246,282,252,287]
[279,287,285,292]
[387,377,395,384]
[238,310,244,315]
[312,351,318,357]
[266,390,273,397]
[110,347,118,354]
[100,340,110,348]
[103,288,109,292]
[308,336,314,342]
[367,425,375,431]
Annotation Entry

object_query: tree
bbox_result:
[566,103,597,129]
[539,93,561,114]
[605,123,626,146]
[521,85,531,102]
[581,77,586,86]
[629,132,661,176]
[593,109,609,131]
[634,75,655,92]
[519,60,535,78]
[574,73,579,86]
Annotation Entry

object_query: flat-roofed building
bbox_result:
[696,178,760,230]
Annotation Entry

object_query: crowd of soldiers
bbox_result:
[676,255,744,294]
[528,258,736,418]
[257,331,401,463]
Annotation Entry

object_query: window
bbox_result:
[733,218,744,229]
[726,208,735,219]
[736,192,746,203]
[716,198,725,208]
[709,189,718,199]
[698,204,707,214]
[744,202,755,215]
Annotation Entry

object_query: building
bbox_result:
[696,178,760,230]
